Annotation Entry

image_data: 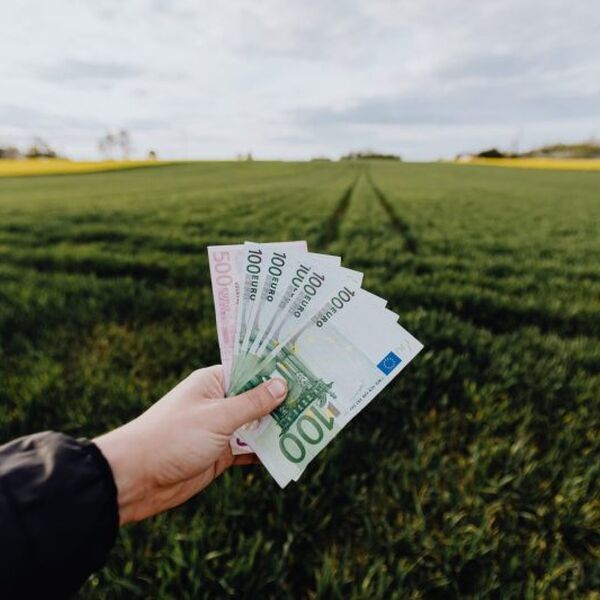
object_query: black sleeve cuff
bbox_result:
[0,431,119,597]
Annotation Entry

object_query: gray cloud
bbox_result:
[0,105,103,132]
[39,59,145,82]
[294,83,600,131]
[438,53,536,81]
[231,1,385,63]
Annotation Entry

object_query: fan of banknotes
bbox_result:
[208,241,423,487]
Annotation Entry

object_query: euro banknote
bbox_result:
[233,285,423,487]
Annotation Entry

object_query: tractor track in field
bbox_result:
[316,169,361,248]
[366,169,419,254]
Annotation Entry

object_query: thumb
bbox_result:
[219,378,288,432]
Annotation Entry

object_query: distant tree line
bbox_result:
[521,142,600,159]
[471,141,600,160]
[0,130,146,161]
[0,138,58,159]
[341,151,402,161]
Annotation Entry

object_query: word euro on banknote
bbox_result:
[234,284,423,487]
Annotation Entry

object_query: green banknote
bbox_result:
[233,285,423,487]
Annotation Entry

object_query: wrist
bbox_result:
[94,422,149,526]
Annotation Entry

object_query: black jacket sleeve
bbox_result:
[0,431,119,598]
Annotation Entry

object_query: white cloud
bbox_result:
[1,0,598,159]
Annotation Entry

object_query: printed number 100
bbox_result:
[279,406,335,463]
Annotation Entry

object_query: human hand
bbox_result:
[94,366,287,525]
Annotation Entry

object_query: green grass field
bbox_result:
[0,161,598,598]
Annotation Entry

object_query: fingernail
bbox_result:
[265,378,287,402]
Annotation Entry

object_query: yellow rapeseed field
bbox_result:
[457,157,600,171]
[3,157,599,178]
[0,159,174,177]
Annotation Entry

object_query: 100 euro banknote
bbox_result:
[233,283,423,487]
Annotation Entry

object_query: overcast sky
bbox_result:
[1,0,599,160]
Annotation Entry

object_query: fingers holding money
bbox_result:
[212,378,288,434]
